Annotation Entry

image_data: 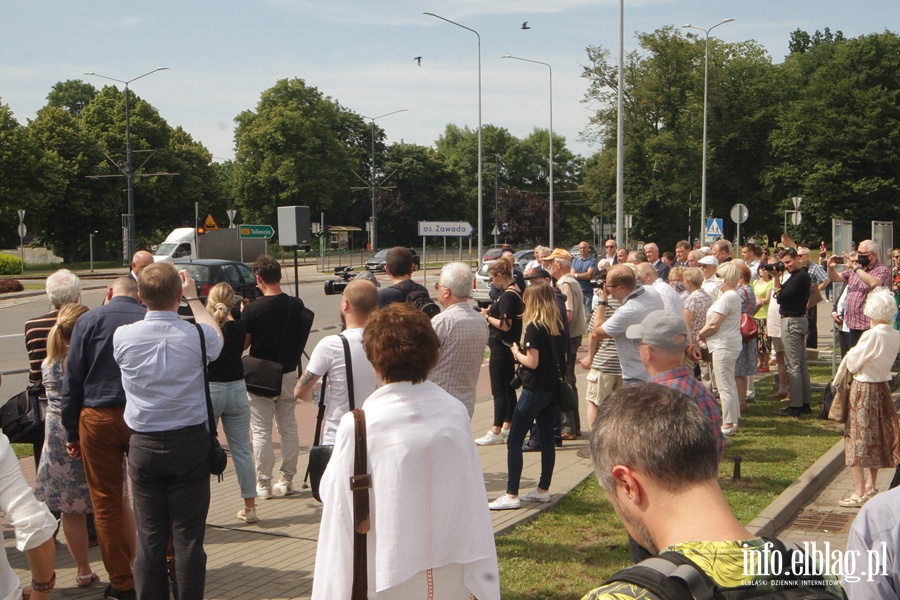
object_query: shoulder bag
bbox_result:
[350,408,371,600]
[740,313,759,342]
[242,355,284,397]
[1,383,45,444]
[196,323,228,479]
[548,329,578,413]
[306,334,354,502]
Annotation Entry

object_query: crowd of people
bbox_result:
[4,235,899,599]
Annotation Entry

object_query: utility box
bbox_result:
[277,206,311,248]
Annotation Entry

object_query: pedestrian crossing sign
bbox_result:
[706,218,724,239]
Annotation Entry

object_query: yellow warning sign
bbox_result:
[204,214,219,231]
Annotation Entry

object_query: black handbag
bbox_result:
[196,324,228,479]
[1,384,45,444]
[306,334,354,502]
[242,355,284,397]
[548,333,578,413]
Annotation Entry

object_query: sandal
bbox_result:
[838,494,867,508]
[76,573,99,588]
[864,488,879,500]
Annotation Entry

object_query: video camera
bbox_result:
[324,266,356,296]
[590,268,608,289]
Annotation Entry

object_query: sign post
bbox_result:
[705,218,724,241]
[238,225,275,239]
[17,210,25,275]
[730,203,749,249]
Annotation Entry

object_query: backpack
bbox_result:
[604,538,842,599]
[392,279,440,318]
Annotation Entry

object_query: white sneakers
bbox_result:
[273,479,295,496]
[237,507,258,523]
[475,428,509,446]
[257,478,295,498]
[521,488,552,503]
[256,480,272,500]
[488,494,521,510]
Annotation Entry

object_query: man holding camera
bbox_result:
[547,248,585,439]
[773,248,812,417]
[827,239,891,348]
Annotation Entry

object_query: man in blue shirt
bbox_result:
[62,277,146,600]
[571,241,598,322]
[113,262,222,600]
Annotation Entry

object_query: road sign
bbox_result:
[418,221,474,236]
[706,218,724,239]
[791,212,802,226]
[17,223,26,238]
[730,204,749,224]
[204,214,219,231]
[239,224,275,239]
[792,196,803,211]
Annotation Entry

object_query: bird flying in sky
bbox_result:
[413,56,422,66]
[521,22,530,30]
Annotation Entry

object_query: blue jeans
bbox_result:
[506,387,557,495]
[210,380,255,498]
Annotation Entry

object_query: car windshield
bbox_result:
[179,264,211,283]
[154,242,178,256]
[372,250,389,260]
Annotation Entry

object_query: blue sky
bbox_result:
[1,1,897,163]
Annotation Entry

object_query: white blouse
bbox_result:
[843,323,900,383]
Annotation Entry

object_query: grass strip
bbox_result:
[496,368,848,599]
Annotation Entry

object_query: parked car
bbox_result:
[173,259,260,316]
[482,244,514,262]
[472,262,493,305]
[365,248,420,273]
[513,249,535,272]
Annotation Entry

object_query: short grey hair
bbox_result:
[590,383,718,494]
[534,245,551,257]
[552,257,572,270]
[439,262,472,299]
[859,239,879,256]
[864,287,897,324]
[45,269,82,308]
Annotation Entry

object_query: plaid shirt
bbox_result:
[649,367,724,459]
[841,259,891,330]
[806,262,828,285]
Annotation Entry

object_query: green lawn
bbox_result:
[496,370,848,599]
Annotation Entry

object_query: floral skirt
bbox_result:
[754,318,771,354]
[844,380,900,469]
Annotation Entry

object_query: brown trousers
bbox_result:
[79,406,134,591]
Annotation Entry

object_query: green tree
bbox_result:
[580,27,779,247]
[376,143,465,247]
[46,80,98,117]
[0,101,47,248]
[232,78,369,238]
[26,106,112,261]
[767,31,900,244]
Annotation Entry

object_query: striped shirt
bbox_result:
[24,310,59,384]
[588,298,622,374]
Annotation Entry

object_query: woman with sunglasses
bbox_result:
[476,256,524,445]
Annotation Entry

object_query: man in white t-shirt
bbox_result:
[295,280,379,444]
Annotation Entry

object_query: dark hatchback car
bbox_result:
[173,259,259,316]
[365,248,421,273]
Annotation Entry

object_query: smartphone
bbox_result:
[832,257,845,264]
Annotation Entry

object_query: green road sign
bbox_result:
[239,224,274,239]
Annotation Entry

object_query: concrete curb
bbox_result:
[746,439,845,537]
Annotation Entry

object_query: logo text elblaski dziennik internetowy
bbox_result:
[743,541,888,584]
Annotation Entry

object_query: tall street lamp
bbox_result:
[85,68,168,260]
[616,0,624,247]
[501,55,555,248]
[361,109,407,252]
[424,12,483,266]
[682,18,732,246]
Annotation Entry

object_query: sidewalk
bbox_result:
[4,366,597,599]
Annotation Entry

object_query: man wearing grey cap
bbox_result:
[626,310,724,459]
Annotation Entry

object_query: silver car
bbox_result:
[472,262,493,305]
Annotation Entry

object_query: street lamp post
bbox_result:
[501,55,554,248]
[84,68,168,260]
[616,0,625,247]
[424,12,483,267]
[89,231,97,272]
[361,109,407,253]
[682,19,733,246]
